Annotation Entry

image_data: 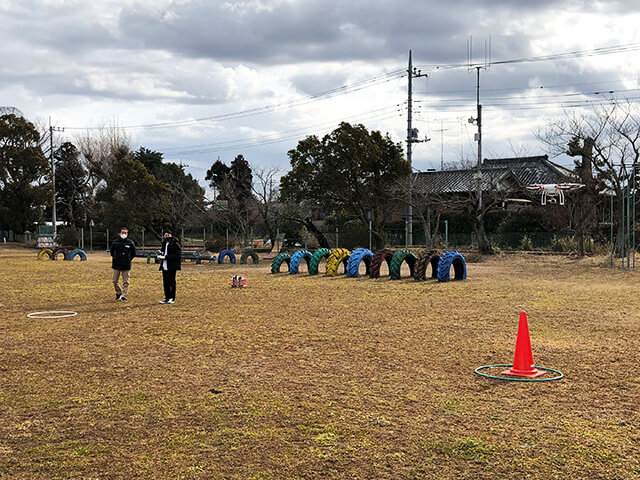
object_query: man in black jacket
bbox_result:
[110,227,136,302]
[157,231,181,304]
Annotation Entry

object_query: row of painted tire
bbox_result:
[37,247,87,261]
[271,248,467,282]
[217,249,259,265]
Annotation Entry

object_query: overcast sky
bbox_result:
[2,0,640,188]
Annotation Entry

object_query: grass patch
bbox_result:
[430,437,497,463]
[1,248,639,479]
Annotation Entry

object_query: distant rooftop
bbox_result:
[414,155,575,195]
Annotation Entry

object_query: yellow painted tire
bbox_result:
[325,248,351,276]
[37,248,53,260]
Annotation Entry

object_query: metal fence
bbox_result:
[27,221,603,255]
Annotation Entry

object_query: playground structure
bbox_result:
[271,247,467,282]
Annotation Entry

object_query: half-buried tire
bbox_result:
[390,249,417,280]
[437,250,467,281]
[369,249,395,278]
[289,249,312,274]
[308,248,332,275]
[52,247,69,261]
[37,248,53,260]
[325,248,351,276]
[218,249,236,264]
[240,250,259,265]
[414,250,440,281]
[68,249,87,261]
[346,248,374,278]
[271,253,292,273]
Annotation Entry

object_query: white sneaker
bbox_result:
[167,298,175,304]
[159,299,169,304]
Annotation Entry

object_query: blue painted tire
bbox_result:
[309,248,332,275]
[437,250,467,281]
[346,248,374,278]
[68,249,87,261]
[271,253,292,273]
[289,249,312,274]
[218,249,236,264]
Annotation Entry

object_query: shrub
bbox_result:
[519,235,534,251]
[551,235,576,252]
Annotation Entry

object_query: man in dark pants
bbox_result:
[157,231,181,304]
[110,226,136,302]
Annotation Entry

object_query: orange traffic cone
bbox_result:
[501,311,547,378]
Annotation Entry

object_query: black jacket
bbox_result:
[158,237,182,271]
[110,237,136,270]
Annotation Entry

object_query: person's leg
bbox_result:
[112,269,122,297]
[122,270,130,297]
[162,269,171,300]
[168,269,177,300]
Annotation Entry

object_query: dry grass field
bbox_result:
[0,247,639,479]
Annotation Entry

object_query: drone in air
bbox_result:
[522,183,585,205]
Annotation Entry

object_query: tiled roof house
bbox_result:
[413,155,575,197]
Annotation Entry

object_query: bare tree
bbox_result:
[74,123,132,191]
[391,175,452,250]
[214,175,259,246]
[252,167,280,246]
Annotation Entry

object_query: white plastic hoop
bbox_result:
[26,311,78,319]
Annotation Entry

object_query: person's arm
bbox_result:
[130,241,137,260]
[110,241,116,257]
[167,241,181,261]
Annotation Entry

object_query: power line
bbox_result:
[161,106,405,156]
[62,70,405,131]
[159,104,403,153]
[416,87,640,105]
[426,79,632,97]
[416,42,640,71]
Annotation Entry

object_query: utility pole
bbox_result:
[48,118,64,237]
[475,66,483,211]
[467,36,491,253]
[467,37,490,216]
[406,50,429,246]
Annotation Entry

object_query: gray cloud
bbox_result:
[1,0,639,176]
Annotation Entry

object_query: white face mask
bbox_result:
[120,234,127,239]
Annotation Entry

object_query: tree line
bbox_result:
[0,114,410,249]
[2,98,640,256]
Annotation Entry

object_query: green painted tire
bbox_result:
[271,253,291,273]
[309,248,332,275]
[240,250,259,265]
[390,249,417,280]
